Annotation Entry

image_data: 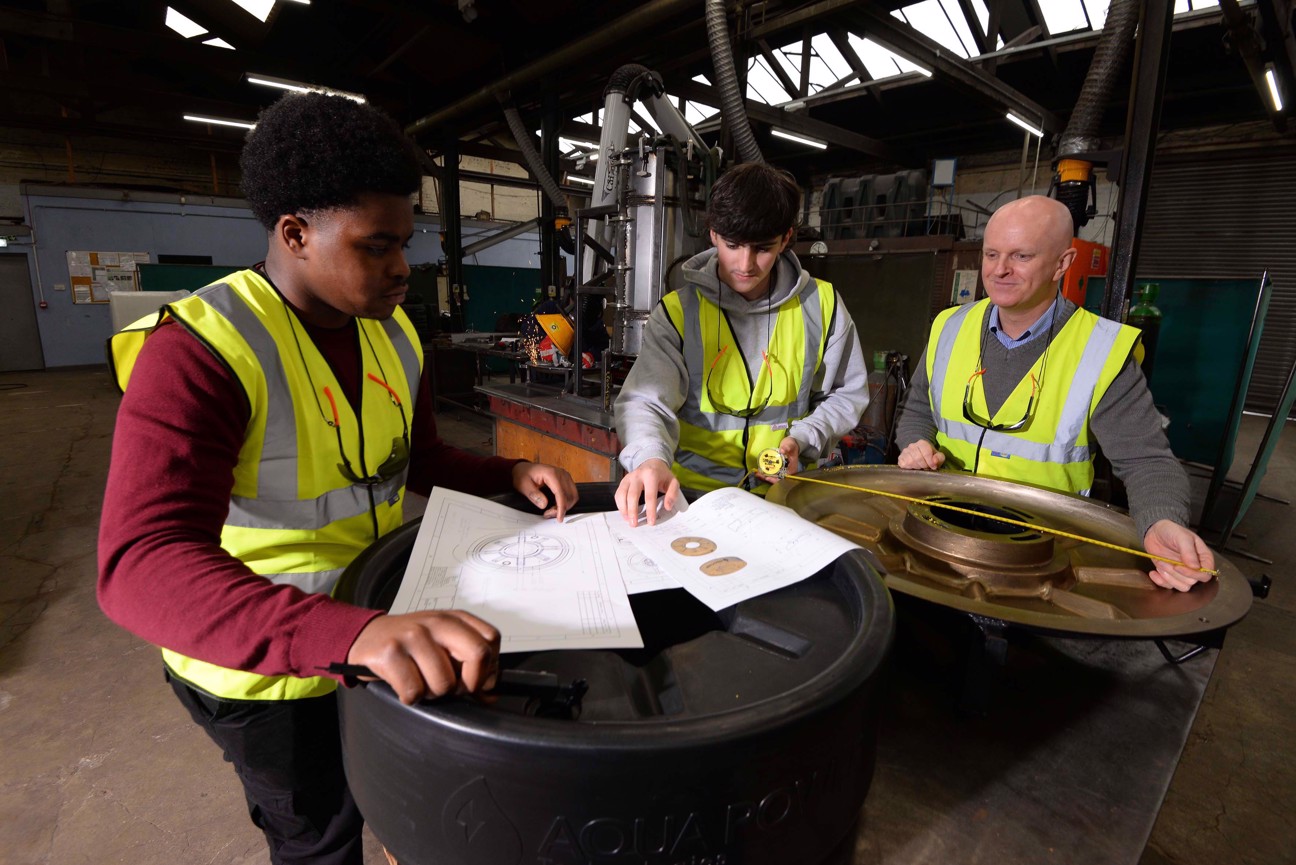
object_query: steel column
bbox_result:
[441,136,464,327]
[1102,0,1175,322]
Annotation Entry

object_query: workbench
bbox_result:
[477,382,623,482]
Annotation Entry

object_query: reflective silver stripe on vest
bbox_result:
[228,474,401,530]
[194,282,392,531]
[196,282,299,499]
[676,289,708,427]
[1056,316,1123,447]
[675,281,825,430]
[267,566,348,596]
[929,302,977,419]
[376,316,421,405]
[935,417,1092,464]
[675,450,747,485]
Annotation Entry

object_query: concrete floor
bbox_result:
[1,367,1291,864]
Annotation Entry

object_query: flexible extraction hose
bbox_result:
[705,0,763,164]
[501,101,569,213]
[1058,0,1139,158]
[1053,0,1138,231]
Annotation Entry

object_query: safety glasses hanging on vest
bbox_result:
[705,345,777,418]
[704,294,778,419]
[322,374,410,486]
[961,296,1058,476]
[282,295,411,487]
[962,368,1040,431]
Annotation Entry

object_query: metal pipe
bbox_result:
[404,0,698,137]
[461,217,543,258]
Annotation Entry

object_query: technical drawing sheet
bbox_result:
[390,488,643,652]
[614,486,860,611]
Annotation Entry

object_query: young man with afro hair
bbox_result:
[99,92,577,864]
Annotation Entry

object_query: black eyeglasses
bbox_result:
[322,373,410,485]
[962,368,1038,432]
[705,346,776,418]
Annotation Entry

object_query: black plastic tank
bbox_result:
[333,485,894,865]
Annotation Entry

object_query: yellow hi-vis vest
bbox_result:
[108,269,422,701]
[662,278,836,494]
[926,298,1139,495]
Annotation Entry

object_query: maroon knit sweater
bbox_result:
[97,316,519,684]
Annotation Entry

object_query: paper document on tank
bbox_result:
[391,488,643,652]
[613,487,860,611]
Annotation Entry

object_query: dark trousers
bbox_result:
[168,671,364,865]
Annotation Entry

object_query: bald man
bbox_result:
[894,195,1213,591]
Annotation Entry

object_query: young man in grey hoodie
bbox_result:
[613,162,869,526]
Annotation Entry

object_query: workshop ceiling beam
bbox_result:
[842,4,1063,132]
[670,79,894,161]
[1220,0,1288,133]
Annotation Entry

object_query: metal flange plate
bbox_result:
[767,466,1253,637]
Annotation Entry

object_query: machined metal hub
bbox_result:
[768,466,1253,638]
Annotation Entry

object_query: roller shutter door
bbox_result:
[1135,149,1296,416]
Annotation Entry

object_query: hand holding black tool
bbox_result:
[321,663,588,718]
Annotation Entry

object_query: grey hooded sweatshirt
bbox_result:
[615,246,869,476]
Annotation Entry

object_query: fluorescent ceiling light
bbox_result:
[1265,66,1284,112]
[184,114,257,130]
[246,73,366,103]
[165,7,206,39]
[559,137,600,150]
[567,175,596,186]
[1005,111,1044,137]
[771,128,827,149]
[203,37,235,50]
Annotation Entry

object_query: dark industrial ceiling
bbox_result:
[0,0,1291,186]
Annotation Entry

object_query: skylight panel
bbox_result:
[809,34,851,85]
[847,34,929,80]
[632,110,663,134]
[166,7,207,39]
[766,34,853,95]
[230,0,274,22]
[744,56,784,105]
[1036,1,1091,35]
[203,37,235,49]
[970,0,990,36]
[683,101,717,126]
[939,0,981,56]
[1084,0,1111,28]
[894,1,971,57]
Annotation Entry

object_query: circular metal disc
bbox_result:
[767,466,1253,638]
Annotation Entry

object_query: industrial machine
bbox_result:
[568,64,718,396]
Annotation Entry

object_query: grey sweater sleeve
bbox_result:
[893,348,937,451]
[614,304,689,472]
[1090,356,1192,538]
[788,296,871,461]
